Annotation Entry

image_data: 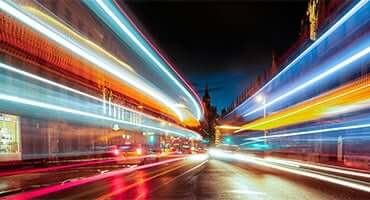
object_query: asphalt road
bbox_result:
[4,156,369,200]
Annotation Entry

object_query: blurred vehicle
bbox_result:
[113,144,160,164]
[169,147,183,155]
[146,147,161,162]
[181,144,193,154]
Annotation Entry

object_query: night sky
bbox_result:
[123,1,307,112]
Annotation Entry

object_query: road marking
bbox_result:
[134,160,208,200]
[96,161,202,199]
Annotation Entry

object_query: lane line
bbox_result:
[135,160,208,200]
[96,161,207,199]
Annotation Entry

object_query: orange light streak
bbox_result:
[239,75,370,131]
[0,9,198,126]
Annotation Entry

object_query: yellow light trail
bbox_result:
[23,6,136,73]
[238,75,370,131]
[217,125,242,130]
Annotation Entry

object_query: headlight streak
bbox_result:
[210,151,370,192]
[241,45,370,118]
[225,0,368,118]
[237,77,370,132]
[239,123,370,146]
[0,0,185,122]
[88,0,203,121]
[264,158,370,179]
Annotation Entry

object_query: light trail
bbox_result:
[86,0,203,120]
[0,0,184,122]
[241,45,370,118]
[0,93,203,139]
[217,125,242,130]
[265,158,370,179]
[237,76,370,131]
[209,151,370,192]
[0,62,200,139]
[7,4,187,122]
[225,0,369,118]
[24,4,135,73]
[112,0,204,120]
[239,123,370,145]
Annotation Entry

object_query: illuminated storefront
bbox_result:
[0,113,21,161]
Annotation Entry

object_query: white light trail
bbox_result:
[225,0,369,117]
[0,93,192,138]
[240,123,370,145]
[0,0,184,121]
[210,151,370,192]
[0,62,201,139]
[265,158,370,179]
[0,62,178,127]
[94,0,202,120]
[236,155,370,193]
[242,46,370,117]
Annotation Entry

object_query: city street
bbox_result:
[0,0,369,199]
[2,155,369,199]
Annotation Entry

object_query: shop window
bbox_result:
[0,113,20,154]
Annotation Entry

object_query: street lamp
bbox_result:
[256,94,267,144]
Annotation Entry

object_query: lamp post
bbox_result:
[256,95,267,144]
